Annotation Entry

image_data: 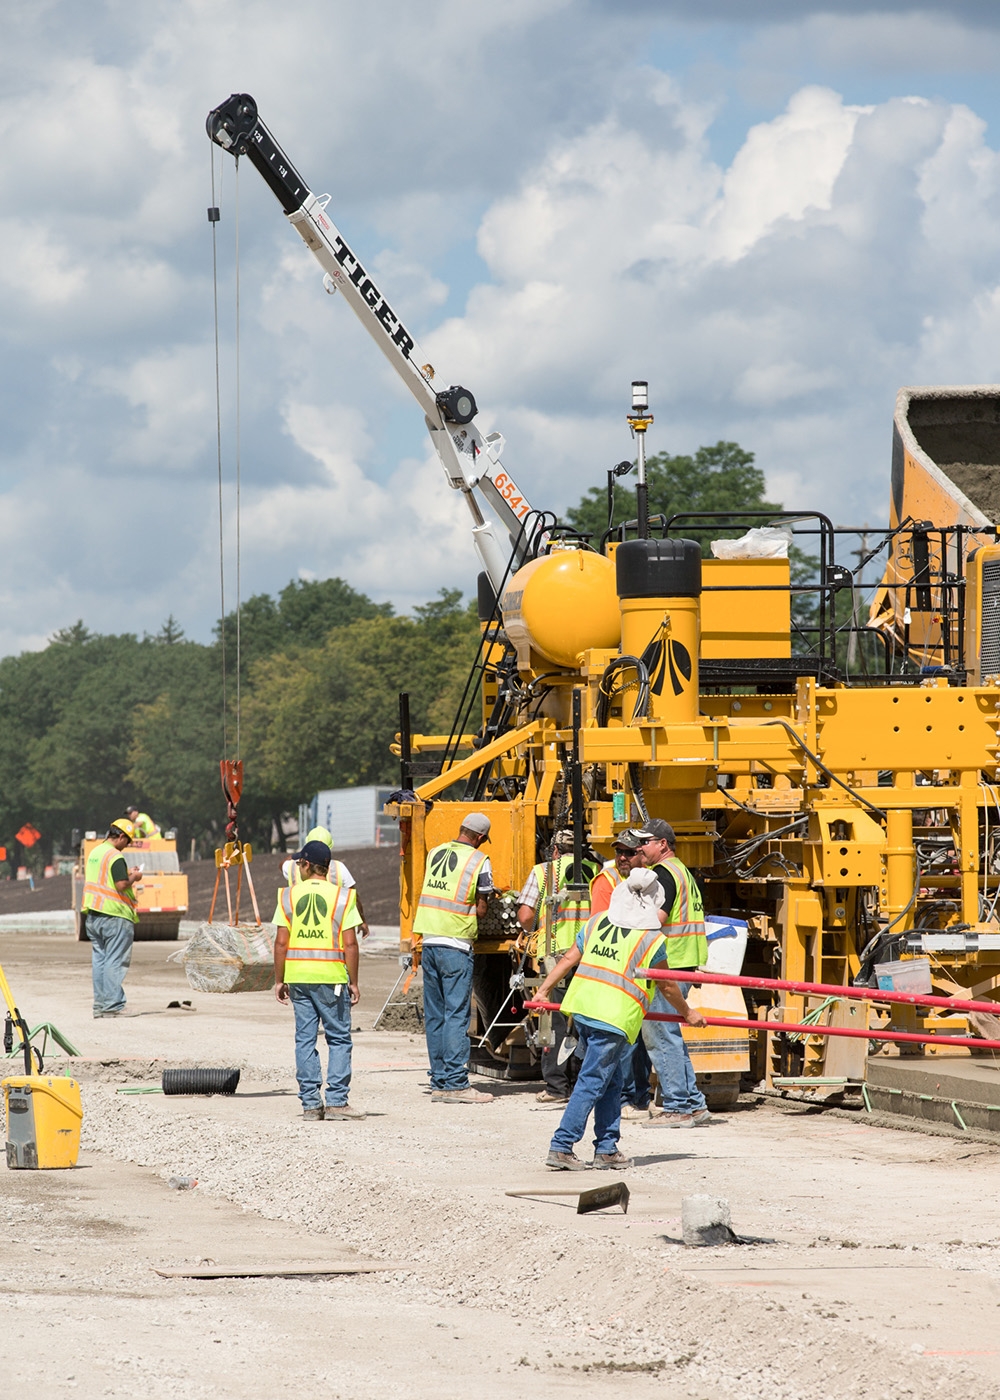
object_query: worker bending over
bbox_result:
[274,838,365,1121]
[82,819,143,1017]
[272,824,369,940]
[517,828,596,1105]
[537,868,706,1170]
[413,812,494,1104]
[636,818,714,1128]
[125,805,160,839]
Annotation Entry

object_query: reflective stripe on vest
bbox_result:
[656,856,708,968]
[82,840,138,923]
[562,916,664,1044]
[413,841,488,942]
[281,874,355,984]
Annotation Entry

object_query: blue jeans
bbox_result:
[289,983,353,1109]
[641,984,706,1115]
[621,1036,652,1109]
[86,912,135,1014]
[550,1025,632,1156]
[421,944,474,1090]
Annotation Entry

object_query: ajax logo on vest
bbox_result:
[590,919,624,961]
[427,846,460,891]
[294,890,330,939]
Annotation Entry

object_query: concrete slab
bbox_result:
[867,1054,1000,1133]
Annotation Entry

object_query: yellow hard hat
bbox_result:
[306,825,334,850]
[111,818,136,839]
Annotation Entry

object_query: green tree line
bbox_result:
[0,582,479,870]
[0,439,802,869]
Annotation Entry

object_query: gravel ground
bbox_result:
[3,928,1000,1398]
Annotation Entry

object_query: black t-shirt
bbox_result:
[651,862,678,913]
[110,856,128,885]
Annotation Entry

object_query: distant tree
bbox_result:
[565,442,783,545]
[155,615,185,644]
[215,575,393,679]
[242,591,480,799]
[565,441,817,642]
[0,581,479,860]
[127,647,224,841]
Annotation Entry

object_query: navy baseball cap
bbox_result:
[292,839,332,864]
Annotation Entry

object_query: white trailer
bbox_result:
[298,787,399,851]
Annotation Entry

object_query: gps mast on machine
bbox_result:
[209,94,1000,1098]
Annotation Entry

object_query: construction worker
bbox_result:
[272,825,369,939]
[635,817,713,1128]
[125,806,160,838]
[589,829,644,914]
[590,830,653,1117]
[412,812,494,1104]
[274,838,365,1121]
[537,867,706,1170]
[517,829,596,1105]
[81,819,143,1017]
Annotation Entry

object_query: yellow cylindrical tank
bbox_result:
[616,539,702,725]
[620,594,700,724]
[502,549,620,668]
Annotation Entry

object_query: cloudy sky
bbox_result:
[4,1,1000,654]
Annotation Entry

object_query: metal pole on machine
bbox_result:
[647,966,1000,1017]
[627,380,653,540]
[523,997,1000,1052]
[570,689,585,890]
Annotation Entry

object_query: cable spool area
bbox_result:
[4,93,1000,1400]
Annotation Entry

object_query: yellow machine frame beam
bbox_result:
[415,722,543,801]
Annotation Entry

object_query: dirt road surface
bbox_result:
[3,926,1000,1399]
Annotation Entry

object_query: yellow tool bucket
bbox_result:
[3,1076,83,1169]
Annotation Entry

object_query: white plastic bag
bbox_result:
[710,526,793,560]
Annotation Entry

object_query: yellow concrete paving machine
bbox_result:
[389,385,1000,1092]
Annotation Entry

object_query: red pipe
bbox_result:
[522,1000,1000,1051]
[645,967,1000,1018]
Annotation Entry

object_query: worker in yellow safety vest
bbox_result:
[412,812,495,1105]
[125,806,160,838]
[536,867,706,1170]
[517,828,600,1105]
[272,825,369,940]
[588,829,652,1118]
[635,818,714,1129]
[81,819,143,1018]
[274,838,365,1122]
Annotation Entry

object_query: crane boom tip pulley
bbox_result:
[206,92,257,152]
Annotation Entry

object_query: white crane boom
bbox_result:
[207,93,533,590]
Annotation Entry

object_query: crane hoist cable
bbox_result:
[209,147,243,764]
[209,144,227,759]
[208,150,257,927]
[234,156,242,764]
